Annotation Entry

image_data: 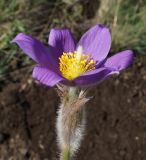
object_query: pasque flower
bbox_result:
[12,24,134,87]
[12,24,134,160]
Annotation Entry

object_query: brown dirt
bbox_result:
[0,55,146,160]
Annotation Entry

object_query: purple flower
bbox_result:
[12,24,134,87]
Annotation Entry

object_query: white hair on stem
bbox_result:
[56,86,89,159]
[56,104,86,156]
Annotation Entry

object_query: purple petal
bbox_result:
[32,66,64,87]
[104,50,134,71]
[78,24,111,61]
[48,29,76,58]
[74,67,117,86]
[12,33,56,69]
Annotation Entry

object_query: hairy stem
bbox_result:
[68,87,78,101]
[56,85,89,159]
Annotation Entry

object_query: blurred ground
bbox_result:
[0,0,146,159]
[0,56,146,160]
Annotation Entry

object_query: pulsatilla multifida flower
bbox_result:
[12,24,134,87]
[12,24,134,160]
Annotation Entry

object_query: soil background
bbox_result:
[0,56,146,160]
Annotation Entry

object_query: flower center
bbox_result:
[59,49,96,80]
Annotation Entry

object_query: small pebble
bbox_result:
[135,136,139,141]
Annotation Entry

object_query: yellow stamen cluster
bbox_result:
[59,52,96,80]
